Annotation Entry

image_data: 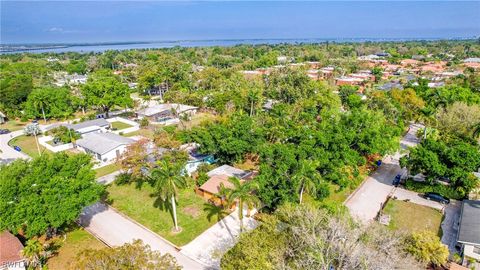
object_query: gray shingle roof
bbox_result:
[76,132,134,155]
[207,165,250,179]
[457,200,480,245]
[67,118,110,131]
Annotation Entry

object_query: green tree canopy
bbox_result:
[0,153,104,237]
[75,240,181,270]
[81,70,132,117]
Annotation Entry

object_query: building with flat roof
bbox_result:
[136,103,197,123]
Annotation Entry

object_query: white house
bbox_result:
[75,132,134,162]
[0,112,6,124]
[136,103,198,123]
[67,118,110,134]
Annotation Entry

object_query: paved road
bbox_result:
[96,170,122,185]
[0,130,30,160]
[79,203,205,270]
[181,208,258,269]
[345,123,423,222]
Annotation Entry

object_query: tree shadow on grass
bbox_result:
[151,193,175,228]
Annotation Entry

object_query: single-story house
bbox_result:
[0,231,25,270]
[45,118,110,135]
[0,112,6,124]
[207,164,252,178]
[197,165,255,205]
[464,58,480,63]
[66,118,110,134]
[262,99,279,111]
[378,82,404,91]
[75,132,134,162]
[457,200,480,262]
[136,103,198,123]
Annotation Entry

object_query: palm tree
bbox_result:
[33,93,49,123]
[247,89,261,117]
[150,159,187,232]
[293,160,320,204]
[224,177,259,233]
[22,239,43,268]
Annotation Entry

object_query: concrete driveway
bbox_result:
[441,201,461,255]
[96,170,122,185]
[181,208,258,269]
[79,203,205,270]
[392,188,445,211]
[345,123,423,222]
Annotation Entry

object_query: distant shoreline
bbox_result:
[1,37,476,54]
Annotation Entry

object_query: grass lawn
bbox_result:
[110,121,133,130]
[123,128,155,139]
[47,228,105,270]
[95,163,121,178]
[107,183,218,246]
[0,120,28,131]
[383,199,443,236]
[8,135,51,158]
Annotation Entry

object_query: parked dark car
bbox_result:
[13,146,21,152]
[392,174,401,187]
[424,192,450,204]
[0,129,10,134]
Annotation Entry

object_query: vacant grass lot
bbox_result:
[123,128,155,139]
[110,121,133,130]
[8,135,50,158]
[95,163,121,178]
[47,228,105,270]
[0,120,27,131]
[383,199,443,236]
[107,183,218,246]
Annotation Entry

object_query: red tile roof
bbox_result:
[199,174,233,195]
[0,231,24,266]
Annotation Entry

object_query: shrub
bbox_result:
[405,179,464,200]
[196,171,209,187]
[115,172,132,185]
[404,231,448,266]
[140,117,149,128]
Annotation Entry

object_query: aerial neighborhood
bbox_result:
[1,40,480,270]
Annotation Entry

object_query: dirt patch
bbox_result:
[183,206,201,218]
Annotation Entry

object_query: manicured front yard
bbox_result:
[110,121,133,130]
[106,183,218,246]
[95,163,121,178]
[8,135,51,158]
[383,199,443,236]
[47,228,105,270]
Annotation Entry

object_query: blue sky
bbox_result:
[1,1,479,44]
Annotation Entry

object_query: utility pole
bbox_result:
[33,128,41,156]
